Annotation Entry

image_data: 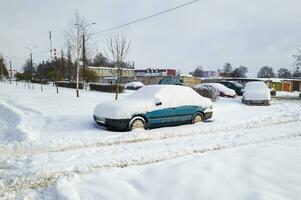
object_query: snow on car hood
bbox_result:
[94,85,213,119]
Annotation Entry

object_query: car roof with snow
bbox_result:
[127,85,200,100]
[245,81,268,90]
[126,85,212,107]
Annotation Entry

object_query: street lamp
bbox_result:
[74,22,96,90]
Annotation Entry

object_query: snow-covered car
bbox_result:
[242,81,271,105]
[217,81,244,96]
[124,81,144,90]
[93,85,213,131]
[194,83,236,97]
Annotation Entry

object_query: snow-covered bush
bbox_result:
[194,85,219,102]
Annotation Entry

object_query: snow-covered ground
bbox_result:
[0,82,300,199]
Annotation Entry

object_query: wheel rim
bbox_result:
[131,119,145,130]
[193,114,202,123]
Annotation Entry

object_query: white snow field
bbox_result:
[0,82,301,199]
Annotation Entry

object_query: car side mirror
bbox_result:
[154,98,162,106]
[156,101,162,106]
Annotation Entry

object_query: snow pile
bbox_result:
[243,81,270,101]
[51,138,301,200]
[195,83,236,97]
[94,85,212,119]
[276,91,300,98]
[124,81,144,89]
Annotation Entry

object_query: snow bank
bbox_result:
[52,138,301,200]
[195,83,236,96]
[243,81,271,101]
[94,85,212,119]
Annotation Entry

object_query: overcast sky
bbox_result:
[1,0,301,77]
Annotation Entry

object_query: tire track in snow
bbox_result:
[1,121,301,195]
[0,104,27,143]
[1,112,301,159]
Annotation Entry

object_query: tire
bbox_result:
[192,112,203,124]
[129,117,146,131]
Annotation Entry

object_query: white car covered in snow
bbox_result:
[242,81,271,105]
[194,83,236,97]
[93,85,213,131]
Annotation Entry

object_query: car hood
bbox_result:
[94,99,155,119]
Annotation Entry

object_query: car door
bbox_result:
[172,105,197,125]
[146,107,176,128]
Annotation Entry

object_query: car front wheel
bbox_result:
[129,117,146,131]
[192,112,203,124]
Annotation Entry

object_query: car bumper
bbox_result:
[203,109,213,120]
[93,115,130,131]
[242,99,270,105]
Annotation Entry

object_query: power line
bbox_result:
[92,0,200,35]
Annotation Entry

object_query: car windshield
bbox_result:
[230,81,244,89]
[245,82,267,90]
[127,86,160,100]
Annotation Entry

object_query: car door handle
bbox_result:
[171,108,176,110]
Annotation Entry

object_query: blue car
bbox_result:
[93,85,213,131]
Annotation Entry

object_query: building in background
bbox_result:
[89,66,135,78]
[89,66,135,84]
[134,68,176,77]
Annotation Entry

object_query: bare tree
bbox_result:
[64,11,96,96]
[223,62,233,73]
[292,49,301,78]
[232,66,248,78]
[257,66,275,78]
[105,35,131,100]
[190,66,204,77]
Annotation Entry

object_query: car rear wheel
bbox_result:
[192,113,203,124]
[129,118,146,130]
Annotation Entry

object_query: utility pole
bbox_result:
[82,33,86,88]
[54,48,59,94]
[49,31,53,61]
[40,61,44,92]
[0,59,3,81]
[76,26,80,97]
[25,46,38,89]
[9,60,12,84]
[74,22,96,90]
